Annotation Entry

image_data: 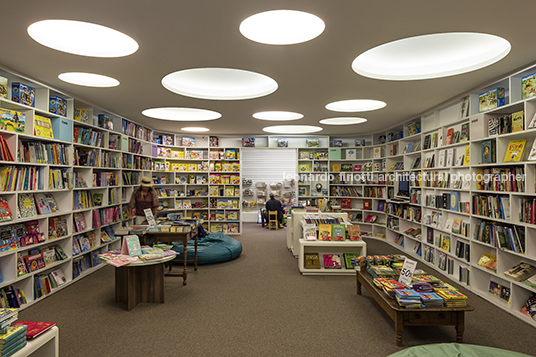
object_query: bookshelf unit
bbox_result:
[152,135,242,235]
[0,67,158,311]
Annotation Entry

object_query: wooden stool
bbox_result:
[268,211,279,230]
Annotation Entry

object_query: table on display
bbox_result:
[144,225,199,286]
[115,255,175,311]
[355,270,474,346]
[299,239,367,275]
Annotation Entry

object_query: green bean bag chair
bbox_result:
[171,232,242,265]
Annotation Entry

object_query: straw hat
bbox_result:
[140,177,153,187]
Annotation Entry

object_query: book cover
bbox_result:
[504,140,527,162]
[528,140,536,161]
[0,197,12,222]
[242,137,255,147]
[0,108,25,134]
[33,193,52,215]
[0,325,27,343]
[209,136,219,147]
[18,193,37,218]
[34,115,54,139]
[323,254,342,269]
[73,213,87,232]
[318,224,332,241]
[343,253,360,269]
[304,253,321,269]
[477,253,497,271]
[306,138,319,147]
[332,223,346,241]
[481,140,493,163]
[462,145,470,165]
[12,321,55,340]
[121,235,142,257]
[511,110,524,132]
[347,225,362,240]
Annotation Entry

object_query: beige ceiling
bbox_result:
[2,0,536,136]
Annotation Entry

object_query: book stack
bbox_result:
[373,278,406,298]
[418,292,444,307]
[0,324,27,355]
[436,288,468,307]
[367,265,397,279]
[395,289,423,308]
[0,309,18,332]
[412,281,434,293]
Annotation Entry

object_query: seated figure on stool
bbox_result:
[265,192,284,229]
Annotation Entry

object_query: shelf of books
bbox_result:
[298,213,366,275]
[152,135,242,234]
[0,66,160,310]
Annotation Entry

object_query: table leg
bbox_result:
[194,234,198,271]
[456,311,465,343]
[183,244,188,285]
[395,312,404,347]
[356,273,362,295]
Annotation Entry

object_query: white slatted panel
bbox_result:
[241,148,297,221]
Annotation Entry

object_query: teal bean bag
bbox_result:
[387,343,532,357]
[170,232,242,265]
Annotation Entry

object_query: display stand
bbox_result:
[12,326,59,357]
[299,239,366,275]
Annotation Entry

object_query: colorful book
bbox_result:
[0,197,12,222]
[18,193,37,218]
[504,140,527,162]
[33,115,54,139]
[33,193,52,215]
[12,321,55,340]
[318,224,332,241]
[323,254,342,269]
[347,225,362,240]
[304,253,321,269]
[331,223,346,241]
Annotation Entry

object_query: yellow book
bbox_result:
[318,224,332,241]
[298,164,310,172]
[332,164,340,172]
[463,145,470,165]
[34,115,54,139]
[504,140,527,162]
[511,110,524,132]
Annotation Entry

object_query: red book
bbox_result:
[12,321,56,339]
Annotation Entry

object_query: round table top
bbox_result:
[126,254,176,267]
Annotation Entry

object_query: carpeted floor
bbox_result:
[19,223,536,357]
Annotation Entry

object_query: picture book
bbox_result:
[323,254,342,269]
[121,235,142,257]
[0,197,12,222]
[462,145,470,165]
[12,321,55,340]
[343,253,360,269]
[0,325,27,343]
[277,138,288,147]
[477,253,497,271]
[18,193,37,218]
[331,223,346,241]
[441,235,450,252]
[511,110,524,132]
[182,137,195,147]
[304,253,321,269]
[303,224,317,240]
[306,138,319,147]
[529,140,536,161]
[0,76,6,99]
[318,224,332,241]
[481,140,493,163]
[239,137,255,148]
[347,225,362,241]
[332,139,343,147]
[33,193,52,215]
[209,136,218,147]
[33,115,54,139]
[355,139,365,147]
[504,262,536,282]
[504,140,527,162]
[0,108,25,134]
[73,212,87,232]
[528,111,536,129]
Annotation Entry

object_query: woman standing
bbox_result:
[128,176,159,223]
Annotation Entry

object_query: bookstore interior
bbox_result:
[1,2,536,355]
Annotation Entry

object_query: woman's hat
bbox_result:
[141,177,153,187]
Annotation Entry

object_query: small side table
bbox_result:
[114,255,175,311]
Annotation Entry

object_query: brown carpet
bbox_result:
[19,223,536,357]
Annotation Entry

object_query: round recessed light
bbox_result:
[253,111,303,121]
[162,68,278,100]
[352,32,511,80]
[28,20,138,57]
[240,10,325,45]
[142,107,221,121]
[58,72,120,87]
[326,99,386,112]
[181,127,210,132]
[319,117,367,125]
[262,125,322,134]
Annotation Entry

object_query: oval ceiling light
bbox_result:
[28,20,138,57]
[253,111,303,121]
[142,107,222,121]
[352,32,511,80]
[162,68,278,100]
[319,117,367,125]
[262,125,322,134]
[326,99,386,112]
[58,72,120,87]
[181,127,210,132]
[239,10,325,45]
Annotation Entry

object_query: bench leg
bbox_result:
[395,312,404,347]
[456,311,465,343]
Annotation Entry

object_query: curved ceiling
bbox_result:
[1,1,535,136]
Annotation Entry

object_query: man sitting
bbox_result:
[265,193,284,228]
